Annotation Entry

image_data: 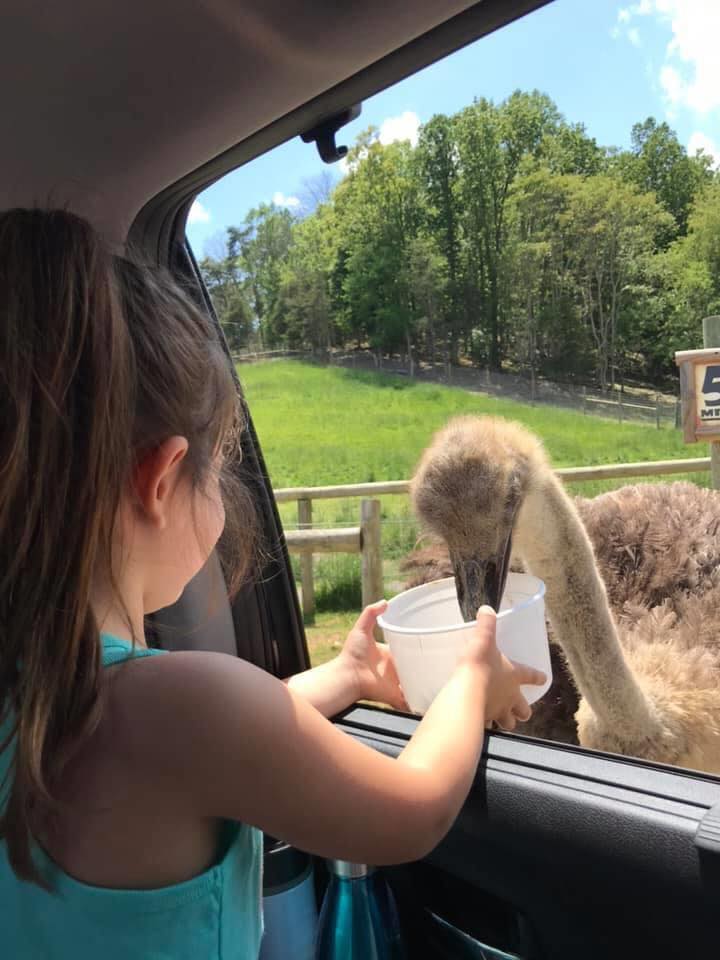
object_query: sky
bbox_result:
[186,0,720,257]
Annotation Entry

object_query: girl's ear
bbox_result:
[133,436,189,527]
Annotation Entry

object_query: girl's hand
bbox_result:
[340,600,409,711]
[459,606,546,731]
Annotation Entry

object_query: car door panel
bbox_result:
[340,707,720,959]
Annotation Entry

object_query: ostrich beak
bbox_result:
[451,528,514,622]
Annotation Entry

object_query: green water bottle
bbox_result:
[315,861,405,960]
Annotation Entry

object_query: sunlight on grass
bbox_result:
[241,360,703,488]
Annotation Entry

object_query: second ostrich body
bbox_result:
[409,416,720,772]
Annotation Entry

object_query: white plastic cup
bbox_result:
[377,573,552,715]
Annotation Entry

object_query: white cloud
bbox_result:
[611,11,640,47]
[272,191,300,209]
[660,64,683,103]
[188,200,211,224]
[378,111,420,148]
[688,131,720,167]
[337,110,422,177]
[621,1,720,116]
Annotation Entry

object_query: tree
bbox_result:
[269,203,339,352]
[199,93,720,393]
[540,122,605,176]
[455,90,561,369]
[333,131,420,357]
[561,176,672,390]
[416,114,462,363]
[199,239,255,352]
[647,182,720,376]
[506,169,582,381]
[613,118,714,242]
[404,234,449,369]
[229,203,295,345]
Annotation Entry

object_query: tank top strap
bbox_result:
[100,634,168,668]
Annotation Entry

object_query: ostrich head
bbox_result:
[410,415,548,620]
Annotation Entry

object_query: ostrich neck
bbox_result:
[514,472,659,735]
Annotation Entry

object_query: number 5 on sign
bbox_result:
[701,365,720,408]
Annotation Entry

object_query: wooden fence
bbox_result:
[284,498,383,621]
[279,456,711,619]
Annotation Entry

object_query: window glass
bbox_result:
[189,0,719,776]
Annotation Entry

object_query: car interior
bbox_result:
[3,0,720,956]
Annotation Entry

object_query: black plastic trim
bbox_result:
[338,705,720,809]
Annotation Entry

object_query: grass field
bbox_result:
[238,360,707,662]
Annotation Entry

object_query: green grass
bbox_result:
[238,359,707,635]
[241,359,705,493]
[303,611,357,667]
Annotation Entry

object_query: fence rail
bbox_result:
[278,456,711,621]
[274,456,711,505]
[284,499,382,620]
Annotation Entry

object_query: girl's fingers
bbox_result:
[388,687,410,711]
[379,656,410,711]
[354,599,388,632]
[512,662,547,688]
[497,710,517,732]
[513,696,532,723]
[475,605,497,632]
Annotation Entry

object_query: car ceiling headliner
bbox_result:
[0,0,546,246]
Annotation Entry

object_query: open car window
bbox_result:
[188,0,720,781]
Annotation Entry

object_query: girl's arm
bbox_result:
[285,656,361,718]
[286,601,407,717]
[115,609,544,865]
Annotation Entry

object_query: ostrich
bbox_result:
[409,415,720,771]
[403,481,720,745]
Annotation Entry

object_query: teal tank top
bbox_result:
[0,635,263,959]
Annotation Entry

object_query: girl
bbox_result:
[0,209,544,958]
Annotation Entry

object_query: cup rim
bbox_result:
[377,573,546,637]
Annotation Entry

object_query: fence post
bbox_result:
[702,316,720,489]
[655,395,661,430]
[618,395,623,424]
[675,399,681,429]
[297,498,314,622]
[582,385,587,415]
[360,499,383,635]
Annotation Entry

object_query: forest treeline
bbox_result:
[198,91,720,391]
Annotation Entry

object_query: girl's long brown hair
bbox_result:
[0,208,256,886]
